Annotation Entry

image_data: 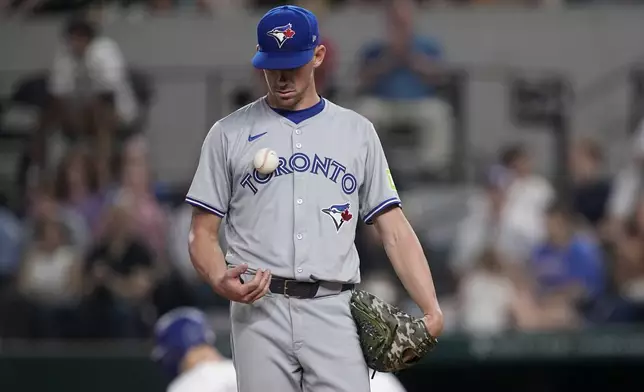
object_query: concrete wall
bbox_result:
[2,6,643,183]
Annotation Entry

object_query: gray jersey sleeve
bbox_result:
[359,123,402,224]
[185,122,231,217]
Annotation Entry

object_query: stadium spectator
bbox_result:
[24,180,91,253]
[497,144,554,259]
[603,214,644,323]
[33,16,138,187]
[16,215,84,338]
[450,145,554,275]
[457,248,515,335]
[449,165,515,275]
[84,203,157,338]
[511,200,606,331]
[604,118,644,242]
[54,145,108,238]
[531,201,606,300]
[355,0,453,175]
[0,196,23,290]
[613,205,644,304]
[99,135,169,260]
[569,138,611,228]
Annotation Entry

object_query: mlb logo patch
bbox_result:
[267,23,296,48]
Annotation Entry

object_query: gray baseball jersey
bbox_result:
[185,97,401,283]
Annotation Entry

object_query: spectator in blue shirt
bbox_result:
[511,200,606,331]
[356,0,454,176]
[530,201,605,300]
[0,200,24,288]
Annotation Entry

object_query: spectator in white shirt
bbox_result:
[604,120,644,242]
[17,215,84,338]
[450,144,554,276]
[34,17,138,186]
[458,248,515,335]
[496,144,555,261]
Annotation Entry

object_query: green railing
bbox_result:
[2,328,644,392]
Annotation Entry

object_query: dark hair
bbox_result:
[546,198,574,220]
[54,148,100,202]
[33,216,70,245]
[64,17,97,40]
[499,143,528,168]
[478,247,502,273]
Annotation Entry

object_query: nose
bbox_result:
[276,69,296,82]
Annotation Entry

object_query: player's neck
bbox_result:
[267,86,320,111]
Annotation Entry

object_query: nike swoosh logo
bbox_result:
[248,132,267,142]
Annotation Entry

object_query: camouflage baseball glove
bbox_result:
[349,289,438,375]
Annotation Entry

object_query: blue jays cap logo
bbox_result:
[321,202,353,232]
[267,23,296,48]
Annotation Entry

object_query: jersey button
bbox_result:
[295,143,302,149]
[295,129,301,135]
[296,198,303,204]
[297,268,303,273]
[296,233,303,240]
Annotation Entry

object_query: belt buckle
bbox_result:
[283,279,291,298]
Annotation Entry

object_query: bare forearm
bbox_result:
[382,223,440,314]
[188,230,227,286]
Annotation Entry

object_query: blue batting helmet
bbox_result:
[151,307,216,379]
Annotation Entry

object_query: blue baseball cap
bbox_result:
[151,307,216,379]
[252,5,320,70]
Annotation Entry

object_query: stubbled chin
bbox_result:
[273,94,299,108]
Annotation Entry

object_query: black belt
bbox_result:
[269,277,354,299]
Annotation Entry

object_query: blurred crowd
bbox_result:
[2,0,644,19]
[1,0,644,342]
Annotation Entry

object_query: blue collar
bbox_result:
[270,97,325,124]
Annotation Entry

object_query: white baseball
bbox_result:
[253,148,279,174]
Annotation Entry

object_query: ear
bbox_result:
[312,45,326,69]
[256,44,260,52]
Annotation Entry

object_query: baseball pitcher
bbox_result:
[186,5,443,392]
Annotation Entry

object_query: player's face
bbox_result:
[263,45,326,109]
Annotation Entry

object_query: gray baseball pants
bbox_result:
[230,288,371,392]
